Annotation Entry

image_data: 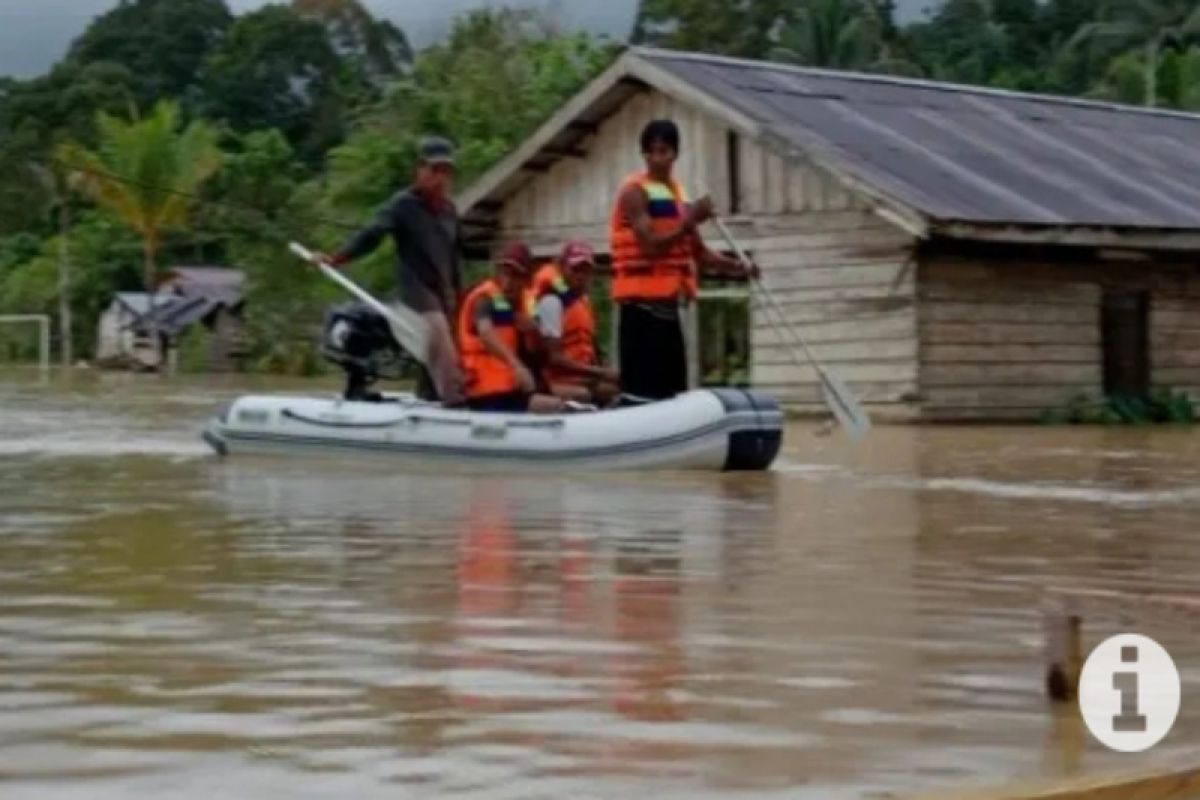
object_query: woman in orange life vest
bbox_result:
[530,240,621,407]
[458,243,565,414]
[611,119,756,401]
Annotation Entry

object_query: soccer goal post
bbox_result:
[0,315,51,372]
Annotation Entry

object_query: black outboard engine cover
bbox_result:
[322,302,412,401]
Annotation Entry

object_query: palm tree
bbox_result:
[771,0,884,69]
[59,101,223,297]
[770,0,918,75]
[1067,0,1200,106]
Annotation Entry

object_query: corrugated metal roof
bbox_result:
[114,293,173,317]
[640,49,1200,230]
[162,267,246,308]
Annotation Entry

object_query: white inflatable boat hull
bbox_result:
[203,388,783,472]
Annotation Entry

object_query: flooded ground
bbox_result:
[2,371,1199,799]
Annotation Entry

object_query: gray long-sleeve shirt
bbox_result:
[334,188,464,317]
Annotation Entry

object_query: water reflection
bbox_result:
[3,379,1200,798]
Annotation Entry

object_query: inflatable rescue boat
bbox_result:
[202,388,782,472]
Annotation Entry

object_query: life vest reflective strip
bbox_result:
[458,279,520,398]
[610,172,696,302]
[534,265,596,384]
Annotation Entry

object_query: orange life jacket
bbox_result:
[458,278,520,399]
[610,172,696,302]
[534,265,596,385]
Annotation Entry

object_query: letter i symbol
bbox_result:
[1113,645,1147,733]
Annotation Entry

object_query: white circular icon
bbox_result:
[1079,634,1181,753]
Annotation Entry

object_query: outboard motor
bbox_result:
[322,302,412,401]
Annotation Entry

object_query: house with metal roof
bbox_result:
[95,267,246,372]
[459,47,1200,420]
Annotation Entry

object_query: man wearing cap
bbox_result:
[531,241,619,406]
[323,135,465,405]
[458,243,565,414]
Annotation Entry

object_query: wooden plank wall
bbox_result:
[1148,266,1200,398]
[496,88,922,418]
[741,211,918,418]
[917,255,1200,421]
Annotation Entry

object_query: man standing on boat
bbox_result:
[323,136,466,405]
[610,120,753,401]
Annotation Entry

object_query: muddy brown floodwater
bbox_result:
[1,372,1199,799]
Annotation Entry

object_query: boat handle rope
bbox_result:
[281,409,410,429]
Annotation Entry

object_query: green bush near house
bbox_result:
[1040,389,1197,425]
[253,339,327,377]
[176,326,213,373]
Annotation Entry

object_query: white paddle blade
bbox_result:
[710,217,872,440]
[818,367,872,441]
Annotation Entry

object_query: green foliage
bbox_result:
[395,8,617,183]
[67,0,233,105]
[198,5,350,163]
[294,0,413,85]
[633,0,791,58]
[60,101,224,291]
[176,323,214,373]
[0,213,141,360]
[1040,390,1197,425]
[632,0,1200,103]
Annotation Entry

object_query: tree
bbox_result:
[293,0,413,85]
[59,102,223,297]
[1093,44,1200,109]
[67,0,233,105]
[632,0,791,58]
[1066,0,1200,105]
[199,5,350,163]
[770,0,894,71]
[0,61,140,236]
[326,8,617,211]
[27,161,86,366]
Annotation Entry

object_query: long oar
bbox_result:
[710,217,871,440]
[289,242,429,367]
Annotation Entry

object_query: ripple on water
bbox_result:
[3,379,1200,798]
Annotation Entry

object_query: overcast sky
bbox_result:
[0,0,928,80]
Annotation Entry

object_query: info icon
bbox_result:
[1079,634,1181,753]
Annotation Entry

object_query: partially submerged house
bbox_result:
[95,267,246,371]
[458,48,1200,421]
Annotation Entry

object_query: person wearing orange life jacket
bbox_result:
[531,241,620,406]
[458,243,565,414]
[611,119,755,401]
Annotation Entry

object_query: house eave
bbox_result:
[931,221,1200,253]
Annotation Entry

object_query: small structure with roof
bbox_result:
[458,47,1200,420]
[95,267,247,371]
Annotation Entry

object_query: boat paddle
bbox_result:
[289,242,430,367]
[709,217,872,440]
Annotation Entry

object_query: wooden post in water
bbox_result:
[1043,600,1083,703]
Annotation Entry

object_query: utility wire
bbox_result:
[49,157,364,237]
[44,158,558,255]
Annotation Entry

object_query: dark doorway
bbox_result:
[1101,290,1150,398]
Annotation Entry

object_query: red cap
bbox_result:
[560,240,595,267]
[499,242,533,274]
